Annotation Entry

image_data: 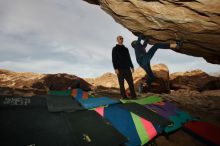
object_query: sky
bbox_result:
[0,0,219,78]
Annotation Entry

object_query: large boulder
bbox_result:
[170,70,220,91]
[33,73,91,91]
[83,0,220,64]
[168,89,220,116]
[0,69,92,96]
[85,72,118,88]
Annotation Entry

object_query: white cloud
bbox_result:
[0,0,219,78]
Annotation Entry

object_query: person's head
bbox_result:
[117,35,124,45]
[131,40,137,48]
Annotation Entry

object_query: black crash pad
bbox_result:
[64,110,127,146]
[46,95,84,112]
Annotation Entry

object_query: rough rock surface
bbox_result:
[85,72,118,88]
[83,0,220,64]
[170,69,220,91]
[33,73,91,91]
[0,69,44,88]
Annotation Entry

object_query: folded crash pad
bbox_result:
[71,88,119,109]
[76,97,119,109]
[71,88,92,99]
[94,105,157,146]
[49,88,94,99]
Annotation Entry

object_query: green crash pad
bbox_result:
[120,96,163,105]
[164,110,196,133]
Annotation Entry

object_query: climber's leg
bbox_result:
[147,43,170,61]
[141,63,155,89]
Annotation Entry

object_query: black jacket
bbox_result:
[112,44,134,70]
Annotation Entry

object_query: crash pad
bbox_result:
[0,95,47,109]
[48,89,72,96]
[71,88,93,99]
[120,96,163,105]
[119,103,173,133]
[94,105,157,146]
[0,108,74,146]
[64,110,127,146]
[145,101,195,133]
[76,97,119,109]
[46,95,84,112]
[184,121,220,146]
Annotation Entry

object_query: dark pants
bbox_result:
[139,43,170,88]
[117,69,136,98]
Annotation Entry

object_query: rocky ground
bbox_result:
[0,67,220,146]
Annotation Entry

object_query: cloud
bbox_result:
[0,0,219,78]
[0,59,110,78]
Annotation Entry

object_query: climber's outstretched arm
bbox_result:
[137,33,145,43]
[137,35,142,43]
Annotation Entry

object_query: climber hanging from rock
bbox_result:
[131,33,183,90]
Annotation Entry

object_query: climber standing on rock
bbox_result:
[112,35,137,99]
[131,33,183,90]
